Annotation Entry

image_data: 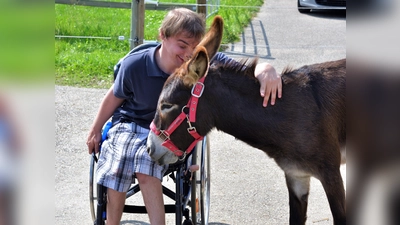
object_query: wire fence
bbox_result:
[54,1,264,42]
[55,0,221,17]
[55,0,222,48]
[55,1,345,52]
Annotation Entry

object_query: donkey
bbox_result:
[147,16,346,225]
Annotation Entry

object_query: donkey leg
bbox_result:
[285,173,311,225]
[320,168,346,225]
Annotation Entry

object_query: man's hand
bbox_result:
[255,62,282,107]
[87,129,101,154]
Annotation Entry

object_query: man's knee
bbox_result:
[107,188,127,202]
[136,173,160,185]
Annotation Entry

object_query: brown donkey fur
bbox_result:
[148,16,346,225]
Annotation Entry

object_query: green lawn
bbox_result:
[55,0,264,88]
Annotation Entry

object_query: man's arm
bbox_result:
[86,84,124,154]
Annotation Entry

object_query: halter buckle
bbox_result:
[158,130,170,142]
[191,82,205,98]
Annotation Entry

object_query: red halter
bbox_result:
[150,76,206,160]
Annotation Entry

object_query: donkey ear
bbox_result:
[183,46,209,86]
[197,16,223,60]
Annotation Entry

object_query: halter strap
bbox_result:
[150,65,209,159]
[188,76,206,122]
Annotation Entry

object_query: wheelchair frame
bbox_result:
[88,42,211,225]
[89,136,210,225]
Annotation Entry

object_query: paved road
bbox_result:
[55,0,346,224]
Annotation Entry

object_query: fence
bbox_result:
[55,0,220,49]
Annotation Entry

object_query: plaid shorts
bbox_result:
[96,122,168,192]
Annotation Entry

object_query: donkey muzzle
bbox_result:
[147,131,179,165]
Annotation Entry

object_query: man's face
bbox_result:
[161,32,200,70]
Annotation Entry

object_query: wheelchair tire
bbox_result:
[89,154,108,225]
[191,136,211,225]
[89,154,97,222]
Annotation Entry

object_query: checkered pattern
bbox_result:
[96,122,168,192]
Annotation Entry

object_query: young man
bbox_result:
[86,8,281,225]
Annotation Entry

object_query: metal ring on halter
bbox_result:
[178,151,187,161]
[181,105,188,113]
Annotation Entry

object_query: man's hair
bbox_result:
[159,8,206,41]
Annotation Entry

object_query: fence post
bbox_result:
[130,0,145,49]
[197,0,206,15]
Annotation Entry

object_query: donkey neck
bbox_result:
[198,69,280,148]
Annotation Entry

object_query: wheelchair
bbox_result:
[88,42,211,225]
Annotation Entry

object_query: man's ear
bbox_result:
[197,16,223,60]
[183,46,209,86]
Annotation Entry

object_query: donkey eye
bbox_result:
[160,103,173,111]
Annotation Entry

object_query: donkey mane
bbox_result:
[281,65,311,87]
[206,58,259,96]
[281,60,346,88]
[213,58,258,80]
[212,58,313,88]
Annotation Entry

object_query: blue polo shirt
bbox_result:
[112,44,234,129]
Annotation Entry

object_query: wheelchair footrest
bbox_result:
[123,204,176,214]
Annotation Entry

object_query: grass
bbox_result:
[55,0,264,88]
[1,5,53,85]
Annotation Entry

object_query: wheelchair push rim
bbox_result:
[89,153,98,222]
[191,136,211,225]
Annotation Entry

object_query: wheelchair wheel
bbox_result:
[89,154,98,222]
[89,153,108,225]
[191,136,211,225]
[89,121,112,222]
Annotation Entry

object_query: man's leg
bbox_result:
[136,173,166,225]
[106,188,126,225]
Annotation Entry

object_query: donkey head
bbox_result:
[147,16,223,165]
